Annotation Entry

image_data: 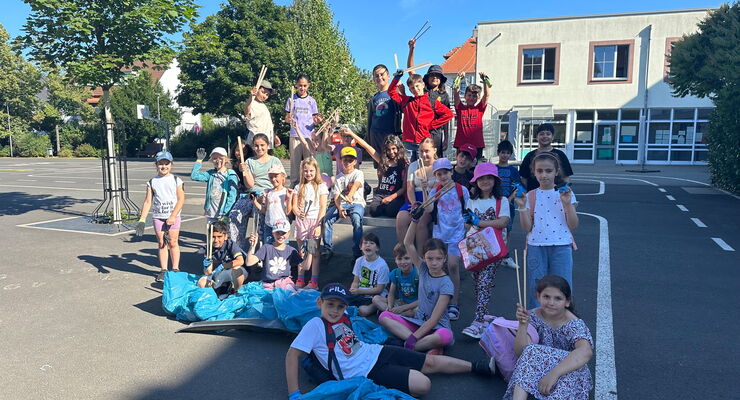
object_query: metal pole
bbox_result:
[637,25,652,169]
[157,93,161,120]
[6,102,12,157]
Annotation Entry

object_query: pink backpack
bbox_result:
[479,317,540,382]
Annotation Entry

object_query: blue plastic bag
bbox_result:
[301,376,414,400]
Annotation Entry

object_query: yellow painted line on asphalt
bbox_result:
[0,169,31,171]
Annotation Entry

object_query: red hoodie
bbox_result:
[388,77,453,144]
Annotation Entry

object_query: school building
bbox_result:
[442,8,715,165]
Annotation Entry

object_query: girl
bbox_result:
[228,140,251,250]
[506,275,593,400]
[292,157,328,289]
[239,134,283,246]
[378,212,455,354]
[136,151,185,282]
[191,146,238,224]
[515,152,579,308]
[254,162,292,245]
[343,129,408,217]
[395,137,437,249]
[460,163,511,339]
[285,74,322,186]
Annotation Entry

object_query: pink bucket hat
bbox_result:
[470,162,500,183]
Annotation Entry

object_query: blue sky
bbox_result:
[1,0,722,72]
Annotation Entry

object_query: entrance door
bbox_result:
[595,123,617,163]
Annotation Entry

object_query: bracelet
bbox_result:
[516,208,528,212]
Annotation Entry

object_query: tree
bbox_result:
[668,3,740,193]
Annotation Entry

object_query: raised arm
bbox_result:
[406,38,416,68]
[453,72,464,107]
[479,72,491,105]
[343,127,379,164]
[515,194,533,233]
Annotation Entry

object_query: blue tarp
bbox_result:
[301,376,415,400]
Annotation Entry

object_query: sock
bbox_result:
[310,275,319,284]
[297,274,305,282]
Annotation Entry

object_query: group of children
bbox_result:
[134,57,590,398]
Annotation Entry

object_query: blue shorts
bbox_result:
[399,191,424,211]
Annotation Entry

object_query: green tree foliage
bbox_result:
[668,3,740,193]
[0,24,42,139]
[108,70,180,155]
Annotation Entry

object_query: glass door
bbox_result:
[595,123,617,163]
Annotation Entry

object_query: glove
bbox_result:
[196,148,206,161]
[404,334,418,350]
[135,221,145,237]
[557,182,572,194]
[394,69,404,78]
[250,189,265,198]
[202,258,212,269]
[452,75,462,89]
[288,390,302,400]
[481,74,492,88]
[410,203,425,222]
[463,209,480,227]
[515,183,527,198]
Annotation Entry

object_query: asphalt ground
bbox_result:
[0,158,737,399]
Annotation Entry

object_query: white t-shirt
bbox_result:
[290,316,383,380]
[333,169,365,206]
[147,175,183,219]
[429,183,469,245]
[406,160,437,195]
[352,256,390,296]
[264,187,289,227]
[525,188,578,246]
[246,101,275,149]
[468,196,511,241]
[293,182,329,219]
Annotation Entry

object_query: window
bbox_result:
[588,40,634,84]
[518,44,560,85]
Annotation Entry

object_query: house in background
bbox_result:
[445,8,713,165]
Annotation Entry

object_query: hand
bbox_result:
[380,196,392,205]
[538,370,560,396]
[408,38,416,49]
[480,72,492,88]
[248,233,257,245]
[452,74,462,90]
[239,161,247,172]
[411,203,425,222]
[339,208,348,219]
[288,390,302,400]
[294,207,304,218]
[166,215,176,226]
[251,87,258,97]
[404,334,418,350]
[349,287,359,295]
[274,136,281,147]
[516,303,529,325]
[311,227,321,240]
[468,210,480,227]
[394,69,404,78]
[252,189,264,198]
[515,183,527,198]
[196,148,206,161]
[389,306,403,314]
[135,221,145,237]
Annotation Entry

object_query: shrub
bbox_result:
[272,144,289,160]
[16,132,52,157]
[170,125,243,158]
[0,146,9,157]
[58,148,74,158]
[74,143,101,157]
[707,97,740,193]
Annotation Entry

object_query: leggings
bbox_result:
[379,311,454,346]
[472,262,498,322]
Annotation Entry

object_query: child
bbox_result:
[427,157,469,321]
[254,163,292,245]
[515,152,578,307]
[395,137,437,251]
[460,163,510,339]
[349,233,390,316]
[246,219,302,290]
[285,74,322,186]
[332,128,362,175]
[191,147,239,223]
[285,283,493,398]
[379,211,454,353]
[135,151,185,282]
[372,243,418,317]
[343,128,408,217]
[292,157,329,290]
[452,143,477,189]
[197,221,247,294]
[245,79,279,155]
[322,147,365,259]
[452,71,490,159]
[496,140,521,269]
[228,141,252,250]
[507,275,593,400]
[518,123,574,191]
[367,64,401,159]
[312,126,334,183]
[387,70,453,162]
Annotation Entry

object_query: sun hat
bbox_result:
[470,163,500,183]
[423,65,448,86]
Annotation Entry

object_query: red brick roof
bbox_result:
[441,37,476,74]
[86,61,167,106]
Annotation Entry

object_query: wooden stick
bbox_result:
[403,62,432,74]
[394,53,399,70]
[251,65,268,103]
[523,248,528,309]
[418,180,454,209]
[236,136,245,164]
[515,249,522,306]
[206,223,213,260]
[412,20,429,40]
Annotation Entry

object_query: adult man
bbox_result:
[366,64,401,165]
[518,123,573,190]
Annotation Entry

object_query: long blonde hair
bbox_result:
[297,157,323,209]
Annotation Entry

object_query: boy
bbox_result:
[388,70,453,162]
[372,243,418,318]
[367,64,401,162]
[452,72,490,160]
[496,140,520,269]
[452,143,477,189]
[349,233,390,316]
[197,221,247,295]
[518,123,574,190]
[246,219,303,290]
[322,147,365,259]
[245,80,279,153]
[332,128,363,175]
[285,283,493,399]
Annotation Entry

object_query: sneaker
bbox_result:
[462,321,486,339]
[472,357,495,376]
[447,304,460,321]
[500,257,519,270]
[155,270,165,282]
[306,281,319,290]
[295,279,305,289]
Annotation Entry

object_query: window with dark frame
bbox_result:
[593,44,630,79]
[522,48,556,81]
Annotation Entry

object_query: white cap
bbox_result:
[210,147,228,157]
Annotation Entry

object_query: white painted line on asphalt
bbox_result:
[676,205,689,212]
[17,215,204,237]
[666,195,675,201]
[577,173,740,200]
[0,184,205,196]
[19,179,37,182]
[577,212,618,400]
[658,188,666,192]
[575,175,659,187]
[571,178,605,195]
[690,218,707,228]
[711,238,735,251]
[54,181,75,183]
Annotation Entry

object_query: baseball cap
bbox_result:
[210,147,228,157]
[320,283,350,304]
[272,219,290,233]
[340,147,357,158]
[432,157,453,173]
[267,163,286,175]
[155,151,173,162]
[259,79,273,91]
[470,162,500,183]
[457,143,477,160]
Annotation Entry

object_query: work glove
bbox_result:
[515,183,527,198]
[463,209,480,227]
[135,221,145,237]
[452,75,462,90]
[410,203,425,222]
[480,73,492,88]
[557,182,572,194]
[196,148,206,161]
[288,390,302,400]
[394,69,404,78]
[202,258,212,273]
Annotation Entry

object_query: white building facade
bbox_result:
[474,9,714,165]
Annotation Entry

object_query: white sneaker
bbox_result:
[462,320,486,339]
[500,257,519,270]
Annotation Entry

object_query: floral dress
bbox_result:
[504,310,593,400]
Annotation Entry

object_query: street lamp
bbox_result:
[5,102,12,158]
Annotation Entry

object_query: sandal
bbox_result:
[447,304,460,321]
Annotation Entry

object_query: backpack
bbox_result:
[479,317,540,382]
[301,316,351,384]
[526,190,577,250]
[457,198,507,272]
[431,182,464,224]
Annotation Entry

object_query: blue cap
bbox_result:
[432,157,453,173]
[320,283,350,304]
[155,151,173,162]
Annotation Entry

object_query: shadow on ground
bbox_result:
[0,191,96,217]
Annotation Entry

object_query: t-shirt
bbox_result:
[368,91,399,134]
[285,94,318,138]
[333,169,365,206]
[454,102,487,148]
[290,316,383,380]
[212,239,244,267]
[497,165,521,197]
[293,182,329,219]
[525,188,578,246]
[467,197,511,223]
[406,160,437,195]
[352,256,390,296]
[519,148,574,191]
[333,144,363,175]
[406,262,454,330]
[315,151,333,177]
[428,90,451,138]
[452,167,474,189]
[246,101,275,148]
[206,171,227,218]
[264,187,289,227]
[376,163,406,196]
[255,243,302,282]
[147,175,183,219]
[389,266,419,303]
[246,156,283,192]
[429,183,469,244]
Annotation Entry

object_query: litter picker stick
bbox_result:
[412,20,429,40]
[206,223,213,260]
[236,136,245,164]
[415,24,431,41]
[418,157,428,197]
[402,62,432,74]
[523,248,528,309]
[515,249,522,306]
[418,180,454,209]
[250,65,268,103]
[394,53,399,70]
